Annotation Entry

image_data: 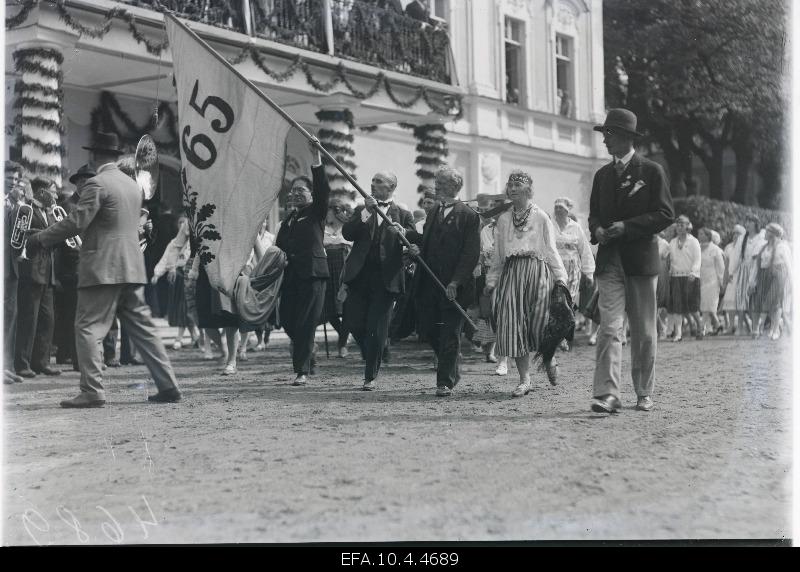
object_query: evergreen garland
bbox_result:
[5,0,37,28]
[13,46,65,187]
[5,0,462,117]
[89,91,180,155]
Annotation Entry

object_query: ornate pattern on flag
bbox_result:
[166,14,293,295]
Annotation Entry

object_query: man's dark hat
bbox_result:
[68,163,96,184]
[82,132,124,155]
[593,108,643,137]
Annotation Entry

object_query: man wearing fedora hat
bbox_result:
[26,132,182,407]
[588,109,674,414]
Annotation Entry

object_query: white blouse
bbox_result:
[487,204,568,289]
[154,220,190,280]
[554,218,595,279]
[668,234,701,277]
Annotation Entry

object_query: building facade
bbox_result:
[5,0,607,224]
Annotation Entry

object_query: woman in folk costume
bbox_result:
[666,215,702,341]
[748,222,791,340]
[735,215,767,335]
[552,197,594,351]
[152,214,201,349]
[321,191,355,358]
[698,228,726,336]
[471,193,508,375]
[720,224,746,334]
[485,171,569,397]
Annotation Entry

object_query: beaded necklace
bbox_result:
[512,204,533,230]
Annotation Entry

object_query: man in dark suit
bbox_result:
[588,109,674,414]
[275,143,329,386]
[407,166,480,396]
[15,178,61,378]
[27,132,181,407]
[341,171,415,390]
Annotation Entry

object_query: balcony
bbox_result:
[117,0,454,85]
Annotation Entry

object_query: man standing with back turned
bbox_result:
[588,109,674,414]
[26,132,181,408]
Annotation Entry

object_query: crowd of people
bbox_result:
[2,109,792,413]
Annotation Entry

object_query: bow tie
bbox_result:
[377,201,392,208]
[441,202,457,209]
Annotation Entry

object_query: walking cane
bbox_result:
[323,323,330,359]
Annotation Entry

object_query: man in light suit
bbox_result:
[407,167,480,397]
[27,132,181,408]
[588,109,674,414]
[341,171,415,391]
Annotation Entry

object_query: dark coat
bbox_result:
[407,201,480,308]
[18,204,55,286]
[275,165,331,280]
[588,153,674,276]
[342,203,415,294]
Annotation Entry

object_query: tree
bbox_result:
[603,0,787,206]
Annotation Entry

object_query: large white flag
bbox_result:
[166,14,292,295]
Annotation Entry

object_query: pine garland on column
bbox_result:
[315,109,357,194]
[412,123,448,197]
[12,46,65,187]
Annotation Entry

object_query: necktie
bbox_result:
[377,201,391,208]
[614,160,626,178]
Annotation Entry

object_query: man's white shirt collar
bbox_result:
[615,148,635,167]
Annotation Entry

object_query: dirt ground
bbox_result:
[1,324,792,545]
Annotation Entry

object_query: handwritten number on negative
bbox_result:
[182,79,235,170]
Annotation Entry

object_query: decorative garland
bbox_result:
[89,91,180,156]
[5,0,463,117]
[316,109,356,190]
[13,46,65,187]
[5,0,37,28]
[411,124,448,196]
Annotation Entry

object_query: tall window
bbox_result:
[431,0,449,24]
[555,34,574,117]
[504,17,525,106]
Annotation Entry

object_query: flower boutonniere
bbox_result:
[619,174,632,189]
[628,180,646,197]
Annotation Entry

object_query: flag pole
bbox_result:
[164,12,477,330]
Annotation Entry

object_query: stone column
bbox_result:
[12,44,64,188]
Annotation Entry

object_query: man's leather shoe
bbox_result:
[435,386,452,397]
[105,359,121,368]
[60,394,105,408]
[34,366,61,376]
[148,388,182,403]
[591,394,621,414]
[292,375,308,386]
[16,369,36,378]
[362,379,375,391]
[635,396,654,411]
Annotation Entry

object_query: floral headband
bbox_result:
[507,171,532,187]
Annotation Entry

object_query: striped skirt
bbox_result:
[563,257,581,307]
[166,267,190,328]
[734,262,755,311]
[493,255,552,358]
[750,266,789,314]
[667,276,700,314]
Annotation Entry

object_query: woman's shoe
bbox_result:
[221,363,237,375]
[512,379,531,397]
[672,336,682,342]
[588,335,597,346]
[172,341,182,350]
[485,354,498,364]
[495,362,508,376]
[238,349,248,361]
[769,330,781,341]
[338,346,349,359]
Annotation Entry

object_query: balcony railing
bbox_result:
[120,1,245,31]
[117,0,454,84]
